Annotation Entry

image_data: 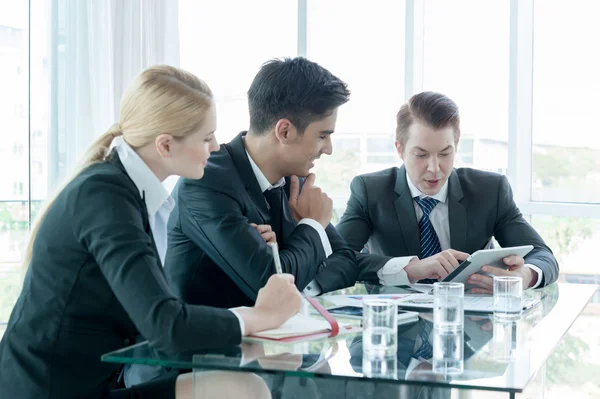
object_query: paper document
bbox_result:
[397,294,540,313]
[321,294,540,314]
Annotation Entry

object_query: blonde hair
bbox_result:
[23,65,214,270]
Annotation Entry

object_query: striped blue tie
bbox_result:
[414,196,442,260]
[413,319,434,360]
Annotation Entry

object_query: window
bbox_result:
[30,0,53,203]
[0,19,29,202]
[179,0,297,144]
[364,135,399,167]
[12,142,24,156]
[532,215,600,279]
[367,136,395,153]
[12,182,24,196]
[314,136,361,197]
[307,0,405,197]
[0,2,29,324]
[456,137,474,166]
[0,198,28,322]
[422,0,510,175]
[532,0,600,203]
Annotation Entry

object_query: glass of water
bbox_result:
[490,319,519,362]
[362,353,398,379]
[363,299,398,356]
[493,276,523,320]
[433,282,464,332]
[433,328,464,375]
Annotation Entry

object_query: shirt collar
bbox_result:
[245,150,286,193]
[405,170,448,203]
[115,136,171,215]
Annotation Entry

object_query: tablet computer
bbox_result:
[442,245,534,288]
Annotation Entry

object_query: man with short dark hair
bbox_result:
[165,57,379,308]
[337,91,559,291]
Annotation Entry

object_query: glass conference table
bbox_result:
[102,283,598,398]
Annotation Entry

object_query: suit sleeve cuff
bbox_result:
[376,257,418,286]
[304,280,322,297]
[525,264,543,289]
[229,308,245,337]
[298,218,332,257]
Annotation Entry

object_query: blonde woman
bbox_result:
[0,65,302,399]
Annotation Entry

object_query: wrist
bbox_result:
[235,307,277,336]
[526,268,538,288]
[404,262,418,284]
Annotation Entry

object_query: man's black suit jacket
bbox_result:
[0,152,242,399]
[337,166,559,286]
[165,132,359,309]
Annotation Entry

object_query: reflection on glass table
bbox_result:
[102,283,598,397]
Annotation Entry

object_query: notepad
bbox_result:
[253,314,341,339]
[245,314,359,343]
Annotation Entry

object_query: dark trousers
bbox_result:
[108,369,178,399]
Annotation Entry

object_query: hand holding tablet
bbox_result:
[404,249,470,282]
[441,245,534,290]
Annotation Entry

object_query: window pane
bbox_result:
[314,136,360,197]
[30,0,52,202]
[0,202,28,322]
[367,136,394,153]
[179,0,297,144]
[423,0,509,175]
[0,2,29,323]
[532,215,600,280]
[366,155,397,165]
[0,7,29,201]
[307,0,405,197]
[532,0,600,203]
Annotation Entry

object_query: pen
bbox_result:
[271,242,313,308]
[270,242,283,275]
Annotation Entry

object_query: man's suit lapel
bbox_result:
[448,170,467,251]
[394,166,421,256]
[225,132,270,224]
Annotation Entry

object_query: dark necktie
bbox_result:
[263,186,284,238]
[413,319,434,360]
[414,196,442,284]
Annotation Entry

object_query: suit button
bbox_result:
[124,338,130,346]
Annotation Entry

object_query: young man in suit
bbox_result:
[165,57,397,308]
[337,91,558,293]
